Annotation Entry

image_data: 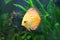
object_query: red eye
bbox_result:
[24,21,27,23]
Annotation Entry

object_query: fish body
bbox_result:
[21,8,41,30]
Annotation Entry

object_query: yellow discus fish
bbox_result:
[21,8,41,31]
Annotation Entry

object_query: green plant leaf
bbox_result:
[36,0,48,15]
[47,0,54,14]
[13,4,27,11]
[29,0,35,7]
[4,0,12,4]
[0,13,8,20]
[24,0,30,4]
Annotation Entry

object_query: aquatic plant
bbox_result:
[0,0,60,40]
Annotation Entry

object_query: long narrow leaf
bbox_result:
[4,0,12,4]
[24,0,30,4]
[29,0,35,7]
[36,0,48,14]
[13,4,27,11]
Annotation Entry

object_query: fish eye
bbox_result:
[24,21,27,23]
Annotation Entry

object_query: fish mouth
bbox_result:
[21,23,24,26]
[21,22,26,27]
